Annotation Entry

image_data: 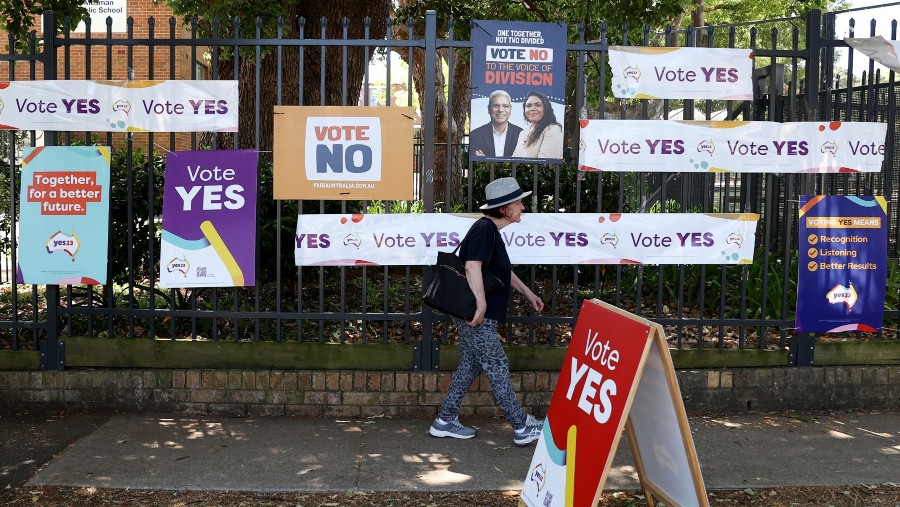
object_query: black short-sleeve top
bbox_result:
[458,217,513,322]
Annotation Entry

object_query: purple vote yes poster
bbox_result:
[796,195,888,333]
[160,150,258,288]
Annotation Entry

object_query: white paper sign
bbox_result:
[579,120,887,173]
[294,213,759,266]
[304,116,383,181]
[845,36,900,72]
[40,0,128,34]
[0,80,238,132]
[77,0,128,33]
[609,47,753,100]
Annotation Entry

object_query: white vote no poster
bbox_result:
[295,213,758,266]
[273,106,415,201]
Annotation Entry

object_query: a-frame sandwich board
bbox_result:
[520,299,708,507]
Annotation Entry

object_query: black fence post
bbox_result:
[39,10,64,371]
[784,10,823,369]
[788,333,816,367]
[804,10,822,121]
[415,10,439,372]
[803,9,823,197]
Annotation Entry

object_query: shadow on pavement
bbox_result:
[0,411,110,489]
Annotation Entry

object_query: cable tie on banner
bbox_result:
[473,22,491,38]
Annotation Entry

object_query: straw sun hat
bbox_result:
[479,177,532,210]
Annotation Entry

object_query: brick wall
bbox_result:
[3,0,196,82]
[2,0,204,152]
[2,366,899,416]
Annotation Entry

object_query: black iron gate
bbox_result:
[1,8,898,370]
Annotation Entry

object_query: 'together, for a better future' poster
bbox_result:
[17,146,110,285]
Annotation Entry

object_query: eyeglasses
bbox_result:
[490,104,512,110]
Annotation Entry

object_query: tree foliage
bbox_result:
[165,0,391,154]
[702,0,838,26]
[1,0,87,52]
[396,0,690,46]
[164,0,293,49]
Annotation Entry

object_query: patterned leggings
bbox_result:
[438,318,527,429]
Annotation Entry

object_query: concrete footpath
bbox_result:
[3,410,897,493]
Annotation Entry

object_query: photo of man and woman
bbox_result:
[469,90,563,161]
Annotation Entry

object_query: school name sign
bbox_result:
[294,212,758,266]
[0,80,238,132]
[579,120,887,173]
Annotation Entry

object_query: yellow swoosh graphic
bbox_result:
[93,79,165,88]
[565,424,577,507]
[200,220,244,286]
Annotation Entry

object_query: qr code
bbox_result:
[196,267,207,277]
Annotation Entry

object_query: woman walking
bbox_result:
[428,177,545,446]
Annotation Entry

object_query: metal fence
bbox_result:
[1,8,898,370]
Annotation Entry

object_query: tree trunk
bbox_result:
[392,3,470,210]
[690,0,708,47]
[217,0,390,159]
[392,28,448,208]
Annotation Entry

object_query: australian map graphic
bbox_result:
[45,230,80,261]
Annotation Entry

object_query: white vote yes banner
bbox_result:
[609,46,753,100]
[295,213,759,266]
[0,80,238,132]
[579,120,887,173]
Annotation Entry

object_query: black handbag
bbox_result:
[423,225,504,321]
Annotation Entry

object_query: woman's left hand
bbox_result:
[527,291,544,312]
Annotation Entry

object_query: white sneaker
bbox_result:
[429,416,476,439]
[513,414,543,446]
